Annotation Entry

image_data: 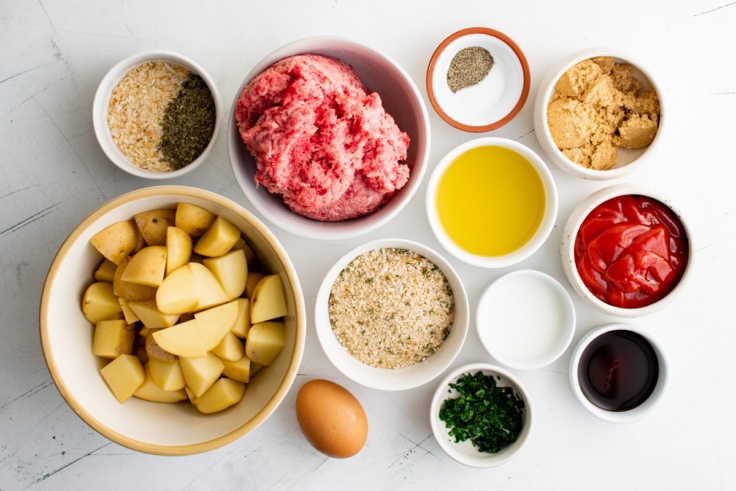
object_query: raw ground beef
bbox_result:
[235,54,410,221]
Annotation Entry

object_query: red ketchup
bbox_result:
[574,194,688,309]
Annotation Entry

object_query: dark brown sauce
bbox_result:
[578,330,659,412]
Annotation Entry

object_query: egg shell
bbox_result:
[295,379,368,458]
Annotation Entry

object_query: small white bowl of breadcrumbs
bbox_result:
[93,50,221,179]
[533,48,664,180]
[314,238,469,391]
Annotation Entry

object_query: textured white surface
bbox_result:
[1,0,734,489]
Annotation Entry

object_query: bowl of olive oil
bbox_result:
[425,137,557,268]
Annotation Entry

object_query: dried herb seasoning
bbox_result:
[447,46,494,93]
[159,73,216,170]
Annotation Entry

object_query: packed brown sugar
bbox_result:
[546,57,660,170]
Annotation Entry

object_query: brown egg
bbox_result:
[295,379,368,458]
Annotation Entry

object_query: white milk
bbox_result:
[478,271,570,363]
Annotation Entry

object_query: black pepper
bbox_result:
[447,46,495,93]
[159,73,216,170]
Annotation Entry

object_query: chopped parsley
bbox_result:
[439,371,525,453]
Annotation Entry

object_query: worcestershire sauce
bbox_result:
[578,330,659,411]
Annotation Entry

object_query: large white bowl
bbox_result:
[430,363,533,467]
[314,238,468,391]
[228,37,431,240]
[533,47,664,180]
[426,137,558,268]
[569,323,669,423]
[560,183,692,317]
[40,186,306,455]
[93,50,222,179]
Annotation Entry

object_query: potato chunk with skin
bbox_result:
[127,299,180,329]
[90,219,141,265]
[179,353,224,398]
[230,298,251,338]
[148,356,186,391]
[121,246,167,287]
[134,363,187,403]
[113,257,157,302]
[189,262,230,311]
[100,354,145,403]
[82,281,122,324]
[193,216,241,258]
[134,209,176,246]
[230,237,256,265]
[194,377,245,414]
[94,259,118,283]
[145,330,176,362]
[245,321,286,366]
[155,264,200,315]
[211,332,245,362]
[250,274,288,323]
[245,271,265,300]
[165,226,193,275]
[175,203,215,237]
[92,319,136,359]
[202,248,248,299]
[222,355,251,383]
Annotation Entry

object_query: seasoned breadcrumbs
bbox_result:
[328,248,455,369]
[107,61,189,172]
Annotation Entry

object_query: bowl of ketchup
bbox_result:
[561,184,692,317]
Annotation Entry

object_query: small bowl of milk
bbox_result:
[476,270,576,370]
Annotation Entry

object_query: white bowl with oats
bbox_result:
[93,50,222,179]
[314,238,469,391]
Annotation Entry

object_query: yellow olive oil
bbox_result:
[435,145,545,257]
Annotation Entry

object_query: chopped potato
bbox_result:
[85,204,288,413]
[100,354,145,403]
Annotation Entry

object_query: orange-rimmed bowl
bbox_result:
[426,27,530,132]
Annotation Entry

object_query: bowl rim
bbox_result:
[313,237,469,391]
[92,50,222,180]
[476,269,576,370]
[426,27,531,132]
[430,362,533,467]
[39,185,306,455]
[532,47,665,181]
[568,322,670,423]
[227,36,431,240]
[425,136,558,268]
[560,183,693,317]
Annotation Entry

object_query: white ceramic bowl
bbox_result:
[314,238,468,391]
[426,137,558,268]
[40,186,306,455]
[426,27,530,132]
[93,50,222,179]
[430,363,532,467]
[561,183,692,317]
[569,323,669,423]
[227,36,430,240]
[476,270,575,370]
[533,47,664,180]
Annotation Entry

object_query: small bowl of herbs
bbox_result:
[430,362,532,467]
[93,50,221,179]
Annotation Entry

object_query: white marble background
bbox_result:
[1,0,734,489]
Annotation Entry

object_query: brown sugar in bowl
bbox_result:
[533,47,665,180]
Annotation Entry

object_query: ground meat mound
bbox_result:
[235,54,411,221]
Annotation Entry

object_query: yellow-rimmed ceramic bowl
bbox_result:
[40,186,306,455]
